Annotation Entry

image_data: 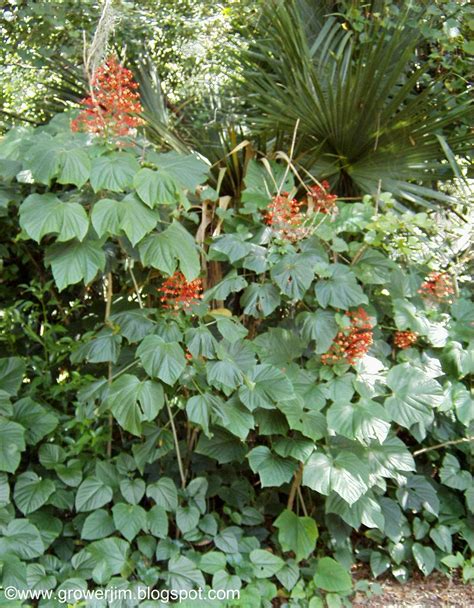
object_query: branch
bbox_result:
[413,436,474,456]
[166,397,186,488]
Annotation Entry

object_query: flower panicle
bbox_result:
[158,272,203,312]
[71,55,143,139]
[321,308,373,365]
[308,180,338,214]
[418,272,454,303]
[394,330,418,349]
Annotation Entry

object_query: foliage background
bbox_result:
[0,0,473,606]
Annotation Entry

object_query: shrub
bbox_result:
[0,106,472,606]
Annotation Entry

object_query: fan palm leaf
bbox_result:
[236,0,473,207]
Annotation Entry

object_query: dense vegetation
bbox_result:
[0,1,472,606]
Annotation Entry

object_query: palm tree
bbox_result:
[233,0,472,208]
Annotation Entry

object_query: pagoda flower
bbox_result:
[418,272,455,303]
[71,55,143,139]
[158,272,203,312]
[394,330,418,349]
[321,308,373,365]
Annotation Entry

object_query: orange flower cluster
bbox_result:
[71,56,143,138]
[394,330,418,349]
[309,180,337,214]
[418,272,454,303]
[321,308,373,365]
[264,193,310,242]
[159,272,203,311]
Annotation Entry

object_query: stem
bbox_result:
[297,486,309,517]
[287,462,304,511]
[105,272,113,458]
[414,436,474,456]
[166,397,186,488]
[129,265,144,309]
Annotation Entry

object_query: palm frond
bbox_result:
[236,0,473,207]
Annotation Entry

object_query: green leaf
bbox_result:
[19,193,89,242]
[0,472,10,507]
[139,221,200,281]
[112,503,147,542]
[204,271,248,301]
[134,167,181,207]
[137,336,186,385]
[110,309,156,343]
[239,364,294,411]
[275,560,299,591]
[278,400,326,441]
[412,543,435,576]
[429,525,452,553]
[75,477,113,512]
[326,492,384,530]
[91,198,124,237]
[200,552,227,575]
[13,472,55,515]
[186,394,216,436]
[107,374,164,436]
[81,509,115,540]
[196,428,247,464]
[120,478,146,505]
[119,194,159,246]
[0,519,44,559]
[302,452,369,506]
[440,454,472,491]
[72,330,121,364]
[273,437,315,462]
[250,549,285,578]
[396,475,439,516]
[13,397,58,445]
[146,477,178,512]
[0,357,25,395]
[207,360,243,393]
[90,152,139,192]
[56,459,82,487]
[212,570,242,592]
[210,234,252,263]
[185,326,218,358]
[45,238,105,291]
[166,555,206,591]
[353,249,395,284]
[274,509,318,561]
[271,253,315,299]
[247,446,297,487]
[88,538,130,578]
[313,557,352,592]
[214,528,239,553]
[57,147,91,187]
[327,399,390,444]
[0,417,25,473]
[370,551,391,578]
[296,310,338,353]
[213,396,255,441]
[148,150,209,191]
[147,505,169,538]
[385,363,443,430]
[241,283,281,318]
[176,505,200,534]
[315,264,368,309]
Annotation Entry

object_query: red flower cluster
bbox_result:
[159,272,203,311]
[264,193,310,242]
[321,308,373,365]
[418,272,454,303]
[71,56,143,138]
[309,180,337,214]
[394,330,418,349]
